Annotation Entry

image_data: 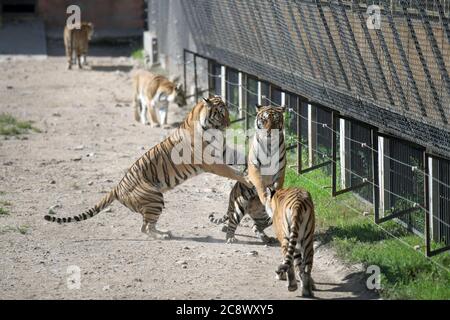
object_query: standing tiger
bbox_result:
[64,22,94,70]
[264,184,315,297]
[132,70,187,128]
[44,96,251,239]
[209,105,286,243]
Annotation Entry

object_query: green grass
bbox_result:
[0,113,40,136]
[0,200,11,216]
[131,48,144,62]
[0,207,9,215]
[284,167,450,300]
[0,225,29,235]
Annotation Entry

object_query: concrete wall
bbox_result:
[37,0,144,38]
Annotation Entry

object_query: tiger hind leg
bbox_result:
[295,246,315,297]
[133,186,170,239]
[277,237,298,292]
[225,207,245,244]
[225,183,253,243]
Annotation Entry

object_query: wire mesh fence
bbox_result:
[178,0,450,159]
[148,0,450,255]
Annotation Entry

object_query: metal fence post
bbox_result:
[424,152,431,256]
[183,49,187,95]
[372,129,380,224]
[332,111,337,197]
[193,54,198,102]
[297,97,302,175]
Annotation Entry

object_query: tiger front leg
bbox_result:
[251,209,276,245]
[147,102,161,128]
[77,53,83,69]
[81,54,88,66]
[252,224,277,245]
[66,47,73,70]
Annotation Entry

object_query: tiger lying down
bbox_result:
[209,105,286,244]
[264,184,316,297]
[44,96,251,239]
[133,70,187,128]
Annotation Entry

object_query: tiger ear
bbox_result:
[171,75,180,84]
[279,105,287,113]
[255,104,263,112]
[203,97,211,107]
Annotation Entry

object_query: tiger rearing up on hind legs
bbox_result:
[44,96,251,240]
[209,104,287,244]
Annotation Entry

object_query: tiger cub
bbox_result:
[132,70,187,128]
[209,105,286,243]
[44,96,251,240]
[264,184,315,297]
[64,22,94,70]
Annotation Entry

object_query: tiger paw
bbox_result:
[275,271,287,281]
[259,234,277,245]
[276,263,289,274]
[288,283,298,292]
[147,231,172,240]
[226,236,237,244]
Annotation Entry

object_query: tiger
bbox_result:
[264,184,315,297]
[64,22,94,70]
[209,104,286,244]
[132,70,187,128]
[44,96,251,239]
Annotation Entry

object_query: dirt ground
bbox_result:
[0,45,377,300]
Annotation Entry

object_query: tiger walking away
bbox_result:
[264,185,316,297]
[64,22,94,70]
[209,105,286,244]
[132,70,187,128]
[44,96,251,240]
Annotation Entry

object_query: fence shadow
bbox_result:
[46,39,140,58]
[315,223,408,248]
[170,233,272,246]
[312,271,379,300]
[89,65,134,73]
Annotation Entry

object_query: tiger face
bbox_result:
[200,96,230,130]
[255,105,286,137]
[173,84,187,108]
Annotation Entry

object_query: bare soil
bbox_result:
[0,51,377,300]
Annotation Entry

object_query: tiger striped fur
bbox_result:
[132,70,186,128]
[209,105,286,244]
[44,96,251,239]
[264,184,315,297]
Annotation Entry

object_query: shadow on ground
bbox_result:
[90,65,134,72]
[312,271,378,300]
[46,39,141,58]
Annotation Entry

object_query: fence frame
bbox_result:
[183,48,449,256]
[425,152,450,257]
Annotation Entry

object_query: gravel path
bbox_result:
[0,53,377,300]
